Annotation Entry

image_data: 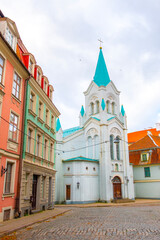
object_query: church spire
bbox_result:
[93,48,111,87]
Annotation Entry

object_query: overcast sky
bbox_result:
[1,0,160,132]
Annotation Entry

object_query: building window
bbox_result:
[38,101,42,118]
[4,162,13,193]
[30,92,34,111]
[51,115,54,129]
[9,112,18,141]
[106,100,110,113]
[6,27,13,48]
[141,153,148,162]
[50,143,53,161]
[12,72,21,99]
[90,102,94,115]
[116,136,120,160]
[44,139,48,159]
[144,167,150,177]
[46,109,49,125]
[115,163,119,172]
[27,129,32,153]
[96,100,99,113]
[88,136,93,158]
[112,102,115,114]
[42,176,46,199]
[0,54,4,84]
[29,59,33,73]
[44,81,47,92]
[24,172,29,197]
[86,167,88,170]
[37,71,41,84]
[93,167,96,171]
[37,134,40,157]
[67,167,70,171]
[110,135,114,160]
[50,89,52,99]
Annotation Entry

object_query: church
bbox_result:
[55,47,134,203]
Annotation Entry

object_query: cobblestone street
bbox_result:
[6,205,160,240]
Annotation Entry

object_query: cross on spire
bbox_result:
[98,39,103,49]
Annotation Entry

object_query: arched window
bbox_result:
[90,102,94,115]
[96,100,99,113]
[88,136,93,158]
[106,100,110,113]
[94,135,99,159]
[112,102,115,114]
[116,136,120,160]
[115,163,119,172]
[110,135,114,160]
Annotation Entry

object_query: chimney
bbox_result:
[156,123,160,131]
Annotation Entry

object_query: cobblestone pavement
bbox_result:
[6,205,160,240]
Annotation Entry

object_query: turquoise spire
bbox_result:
[80,105,85,117]
[56,118,61,132]
[121,105,125,116]
[93,48,111,87]
[101,98,106,111]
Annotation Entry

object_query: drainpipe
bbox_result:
[15,75,31,217]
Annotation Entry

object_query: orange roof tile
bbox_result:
[129,134,160,151]
[128,128,160,144]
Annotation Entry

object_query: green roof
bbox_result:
[63,126,82,137]
[56,118,61,132]
[93,48,111,87]
[63,156,99,162]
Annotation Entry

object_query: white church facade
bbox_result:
[55,47,134,203]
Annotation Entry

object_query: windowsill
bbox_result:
[3,192,15,198]
[24,197,30,201]
[37,117,44,124]
[28,109,37,118]
[0,88,5,96]
[0,82,5,89]
[11,94,21,104]
[50,128,55,134]
[45,123,50,130]
[8,138,18,144]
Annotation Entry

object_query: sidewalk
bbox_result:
[0,208,70,238]
[1,199,160,238]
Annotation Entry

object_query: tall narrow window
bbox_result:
[106,100,110,113]
[44,139,48,159]
[37,134,40,157]
[115,163,119,172]
[24,173,29,196]
[110,135,114,160]
[9,112,18,141]
[46,109,49,125]
[12,73,21,99]
[28,129,32,153]
[94,135,99,159]
[0,54,4,84]
[6,27,13,48]
[37,71,41,84]
[50,89,52,99]
[5,162,13,193]
[116,136,120,160]
[50,143,53,161]
[112,102,115,114]
[88,136,93,158]
[96,100,99,113]
[39,101,42,118]
[51,115,54,129]
[29,59,33,73]
[90,102,94,115]
[42,176,46,199]
[144,167,150,177]
[30,92,34,111]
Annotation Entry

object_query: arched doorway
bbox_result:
[112,176,122,199]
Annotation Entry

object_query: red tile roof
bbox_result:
[129,135,160,151]
[128,128,160,144]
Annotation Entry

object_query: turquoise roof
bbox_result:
[56,118,61,132]
[93,48,111,87]
[101,98,106,111]
[107,116,116,121]
[63,156,99,163]
[91,116,100,121]
[63,126,82,138]
[121,105,125,116]
[80,105,85,117]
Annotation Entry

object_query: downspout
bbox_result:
[15,75,31,217]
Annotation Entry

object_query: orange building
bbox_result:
[0,12,30,221]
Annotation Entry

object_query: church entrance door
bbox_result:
[112,176,122,199]
[66,185,71,200]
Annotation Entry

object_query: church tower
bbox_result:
[56,47,134,203]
